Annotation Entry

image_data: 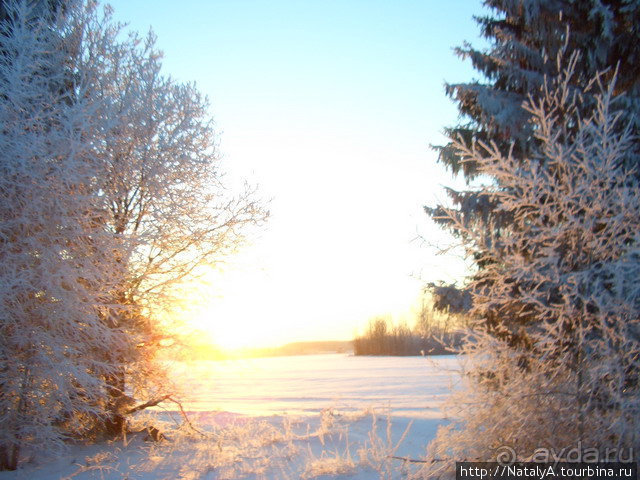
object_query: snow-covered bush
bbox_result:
[419,60,640,478]
[0,0,130,469]
[0,0,266,468]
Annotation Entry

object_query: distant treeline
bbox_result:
[353,312,466,356]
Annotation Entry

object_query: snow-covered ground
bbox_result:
[0,354,462,479]
[168,354,461,418]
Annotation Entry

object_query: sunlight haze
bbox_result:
[107,0,487,349]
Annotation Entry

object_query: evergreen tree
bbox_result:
[428,0,640,346]
[421,64,640,480]
[420,2,640,474]
[436,0,640,178]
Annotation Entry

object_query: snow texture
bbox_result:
[0,354,459,479]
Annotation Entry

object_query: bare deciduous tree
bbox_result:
[79,8,267,434]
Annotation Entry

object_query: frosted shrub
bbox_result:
[420,62,640,478]
[0,0,130,469]
[0,0,267,467]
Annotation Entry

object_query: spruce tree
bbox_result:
[428,0,640,346]
[436,0,640,178]
[420,2,640,473]
[421,65,640,478]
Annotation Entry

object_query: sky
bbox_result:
[107,0,488,349]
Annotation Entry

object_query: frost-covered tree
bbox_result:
[80,10,267,435]
[0,0,266,467]
[422,2,640,472]
[428,1,640,329]
[419,65,640,478]
[0,0,64,24]
[437,0,640,177]
[0,1,130,469]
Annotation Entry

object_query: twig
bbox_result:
[166,396,208,437]
[389,456,483,463]
[389,455,436,464]
[61,464,117,479]
[125,394,207,438]
[125,394,171,415]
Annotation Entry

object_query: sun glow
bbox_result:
[191,283,283,351]
[172,240,458,354]
[173,262,290,351]
[106,0,478,357]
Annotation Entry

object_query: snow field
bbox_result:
[0,355,460,479]
[0,408,445,480]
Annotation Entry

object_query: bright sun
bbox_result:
[192,296,280,351]
[170,228,461,353]
[174,264,289,351]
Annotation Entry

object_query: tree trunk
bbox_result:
[103,369,126,437]
[0,367,31,471]
[0,444,19,471]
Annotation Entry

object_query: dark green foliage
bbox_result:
[438,1,640,180]
[427,0,640,326]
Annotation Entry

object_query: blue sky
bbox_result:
[107,0,489,347]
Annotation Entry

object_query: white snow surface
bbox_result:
[0,354,461,479]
